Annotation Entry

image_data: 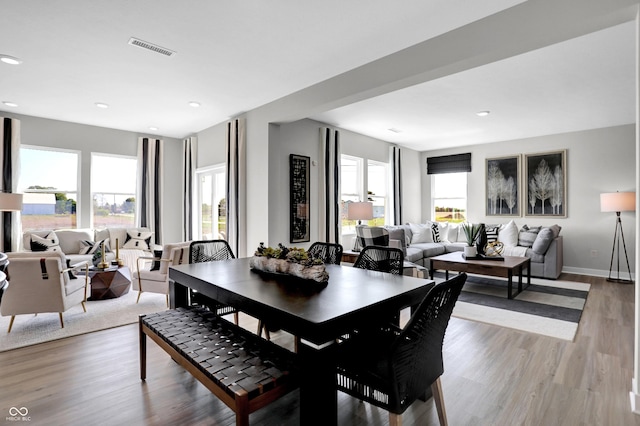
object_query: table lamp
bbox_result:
[347,201,373,225]
[0,192,23,253]
[600,191,635,283]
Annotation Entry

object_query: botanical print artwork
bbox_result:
[486,156,519,216]
[525,150,566,217]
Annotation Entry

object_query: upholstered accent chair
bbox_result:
[336,273,467,426]
[132,241,191,306]
[354,226,390,252]
[1,251,90,333]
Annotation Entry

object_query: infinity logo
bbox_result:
[9,407,28,416]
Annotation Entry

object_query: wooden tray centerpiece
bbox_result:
[249,243,329,283]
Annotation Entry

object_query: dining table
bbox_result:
[169,257,435,425]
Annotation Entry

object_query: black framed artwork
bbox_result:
[525,150,567,217]
[290,154,310,242]
[486,155,520,216]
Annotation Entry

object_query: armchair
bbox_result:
[1,251,90,333]
[132,241,191,306]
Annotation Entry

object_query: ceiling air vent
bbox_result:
[128,37,175,57]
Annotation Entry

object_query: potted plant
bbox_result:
[461,223,482,258]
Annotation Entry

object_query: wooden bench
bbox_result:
[139,306,299,426]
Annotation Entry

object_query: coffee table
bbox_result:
[429,252,530,299]
[82,265,132,300]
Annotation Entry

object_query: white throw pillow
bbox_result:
[78,239,111,255]
[498,220,519,247]
[30,231,61,252]
[122,230,153,250]
[409,223,433,244]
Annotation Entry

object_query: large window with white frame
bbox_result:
[367,159,388,226]
[340,155,363,234]
[431,172,467,223]
[19,146,79,231]
[91,153,137,229]
[196,164,226,240]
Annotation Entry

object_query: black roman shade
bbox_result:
[426,153,471,174]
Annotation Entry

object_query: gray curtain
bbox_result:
[318,127,341,243]
[391,146,402,225]
[0,118,21,252]
[225,119,246,257]
[182,136,196,241]
[137,137,163,244]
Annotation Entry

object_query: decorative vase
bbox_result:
[463,246,477,258]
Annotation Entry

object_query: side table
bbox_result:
[82,266,132,300]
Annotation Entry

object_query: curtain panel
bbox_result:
[0,118,21,252]
[137,137,163,244]
[182,136,197,241]
[390,146,402,225]
[225,118,246,257]
[318,127,341,244]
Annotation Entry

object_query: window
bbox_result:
[196,165,226,240]
[340,155,363,234]
[367,160,388,226]
[432,172,467,223]
[91,153,137,228]
[20,147,79,231]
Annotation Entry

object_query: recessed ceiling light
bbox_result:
[2,101,18,107]
[476,110,491,117]
[0,55,22,65]
[188,101,201,108]
[95,102,109,109]
[149,127,158,131]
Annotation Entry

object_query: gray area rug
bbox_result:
[0,289,168,352]
[434,272,591,341]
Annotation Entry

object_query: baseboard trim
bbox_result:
[631,378,640,414]
[562,266,635,281]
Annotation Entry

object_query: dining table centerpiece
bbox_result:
[250,243,329,283]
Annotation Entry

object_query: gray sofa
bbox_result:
[383,221,563,279]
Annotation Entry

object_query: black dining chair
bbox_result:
[336,272,467,426]
[353,245,404,275]
[189,240,239,325]
[307,241,344,264]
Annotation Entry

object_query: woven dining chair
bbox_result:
[189,240,239,325]
[307,241,344,264]
[336,272,467,426]
[353,245,404,275]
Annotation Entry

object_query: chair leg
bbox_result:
[389,412,402,426]
[59,312,65,329]
[431,377,448,426]
[7,315,15,333]
[234,311,239,325]
[256,320,271,340]
[165,294,169,307]
[81,301,87,312]
[136,291,142,304]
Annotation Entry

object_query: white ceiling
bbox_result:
[0,0,635,152]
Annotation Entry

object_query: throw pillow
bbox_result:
[498,220,518,247]
[65,259,77,280]
[123,230,153,250]
[409,223,433,244]
[518,225,541,248]
[78,239,111,255]
[151,249,163,271]
[549,224,562,238]
[384,226,407,256]
[532,227,554,255]
[430,222,442,243]
[485,225,500,243]
[30,232,61,252]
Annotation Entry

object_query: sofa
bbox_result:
[382,220,563,279]
[21,227,156,269]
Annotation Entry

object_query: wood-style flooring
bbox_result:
[0,273,638,425]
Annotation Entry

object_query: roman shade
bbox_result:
[426,153,471,174]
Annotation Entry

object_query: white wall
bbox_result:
[3,113,183,244]
[420,124,636,276]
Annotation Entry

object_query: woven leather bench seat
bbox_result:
[140,306,299,426]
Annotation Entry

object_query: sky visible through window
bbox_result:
[20,148,78,191]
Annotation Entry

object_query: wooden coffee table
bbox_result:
[83,266,132,300]
[429,252,530,299]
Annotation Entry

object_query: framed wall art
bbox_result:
[486,155,520,216]
[289,154,310,242]
[524,150,567,217]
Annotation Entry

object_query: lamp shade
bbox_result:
[0,192,23,211]
[600,192,635,213]
[347,201,373,221]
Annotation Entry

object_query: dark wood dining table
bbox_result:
[169,257,435,425]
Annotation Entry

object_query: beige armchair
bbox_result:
[1,251,90,333]
[132,241,190,306]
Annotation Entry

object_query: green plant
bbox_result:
[461,223,482,246]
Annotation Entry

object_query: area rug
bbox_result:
[0,290,168,352]
[433,273,590,341]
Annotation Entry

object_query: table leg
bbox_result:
[507,270,513,299]
[518,267,523,294]
[170,280,189,309]
[445,270,449,280]
[298,341,338,425]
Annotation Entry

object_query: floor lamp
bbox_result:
[347,201,373,251]
[600,192,635,283]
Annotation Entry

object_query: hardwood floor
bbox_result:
[0,273,638,425]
